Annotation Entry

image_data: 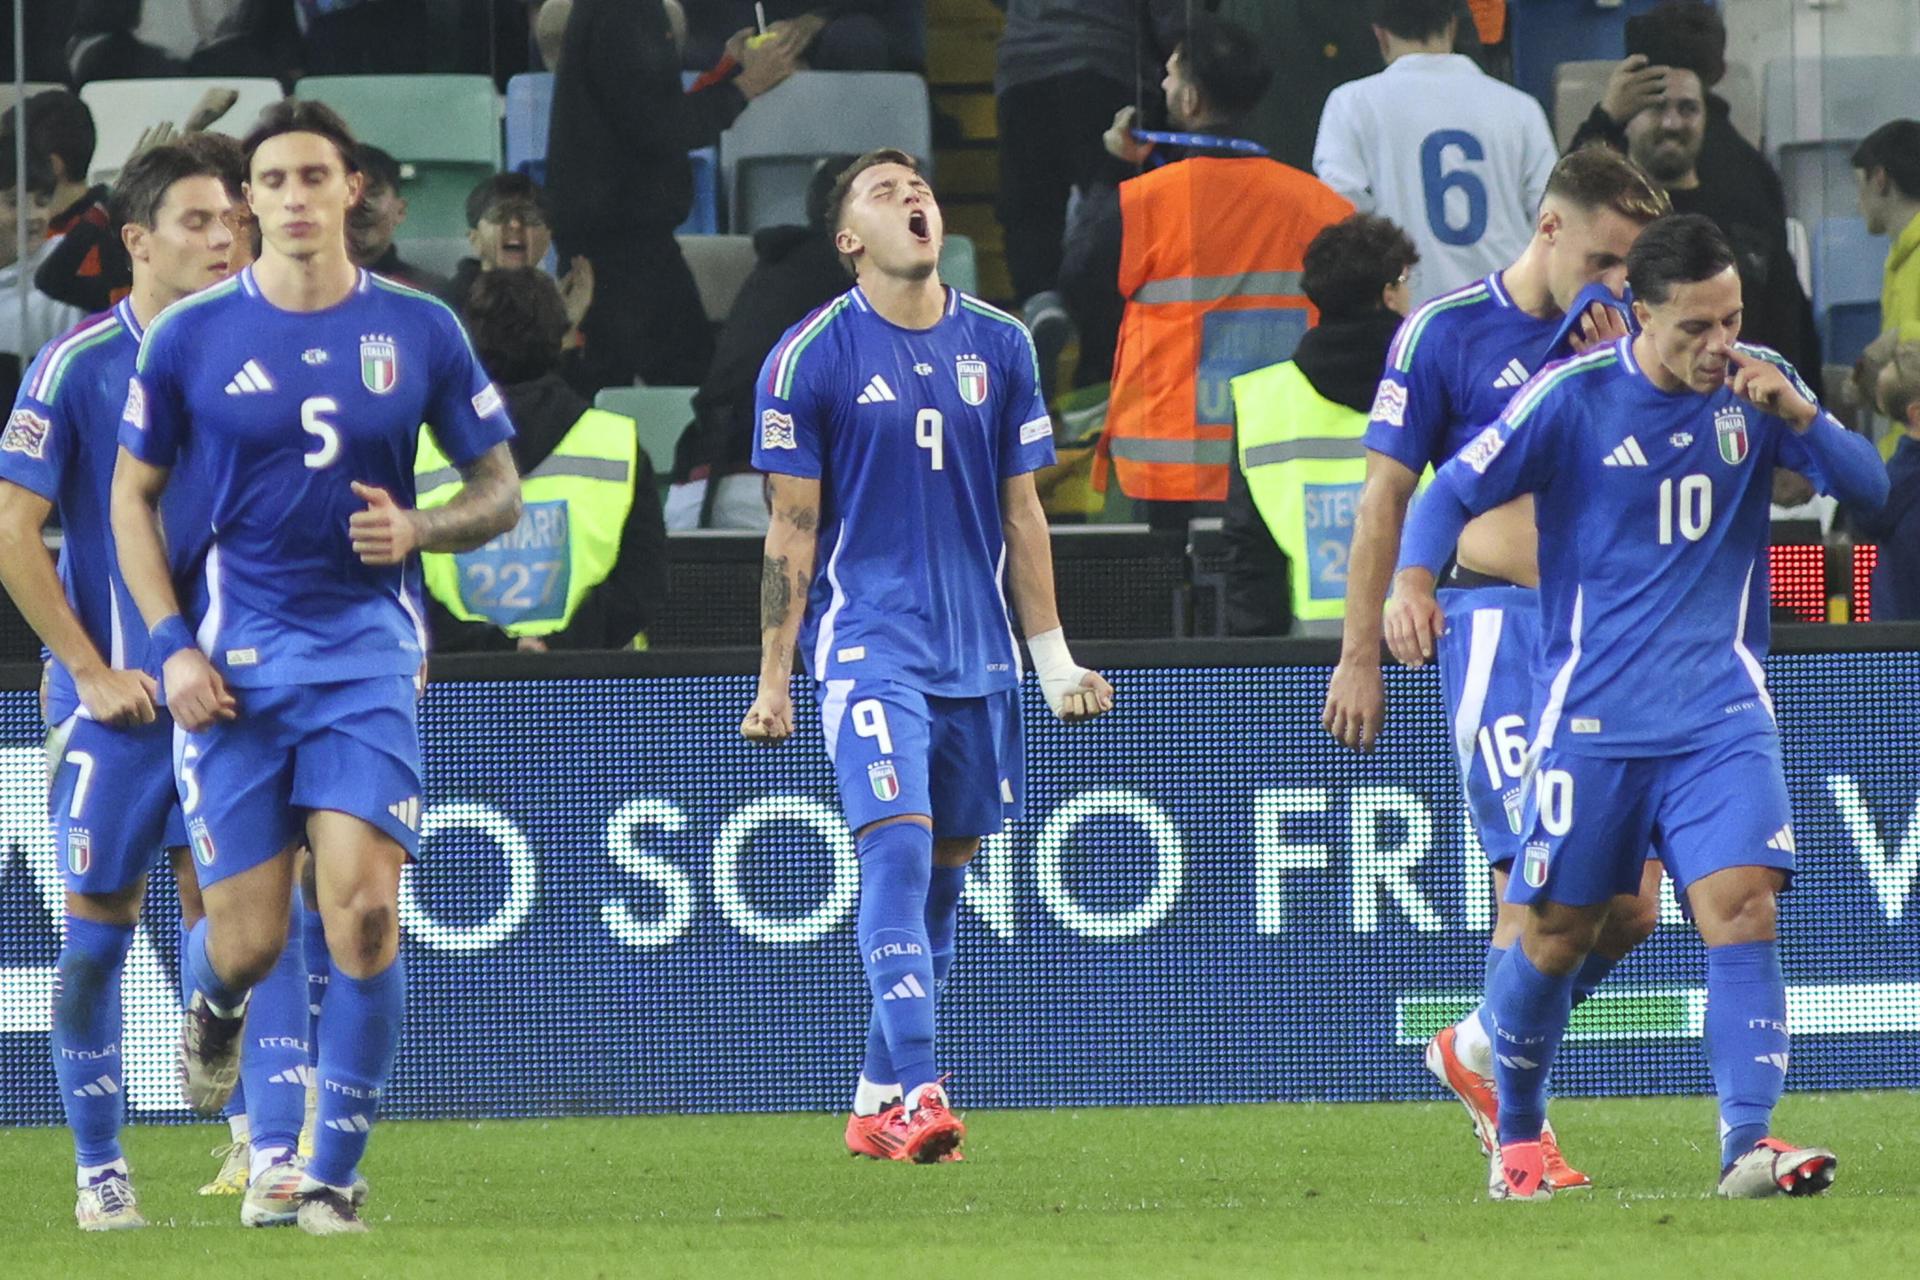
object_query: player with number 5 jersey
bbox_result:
[111,101,522,1236]
[742,150,1113,1165]
[1388,215,1887,1201]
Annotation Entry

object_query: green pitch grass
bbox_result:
[2,1093,1917,1279]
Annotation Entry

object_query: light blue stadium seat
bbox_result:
[1507,0,1668,115]
[296,74,502,240]
[940,234,977,295]
[79,78,285,182]
[720,72,931,235]
[505,73,553,180]
[1812,217,1890,367]
[684,149,721,235]
[1764,56,1920,158]
[593,386,697,476]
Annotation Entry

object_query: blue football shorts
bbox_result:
[174,675,423,887]
[1506,731,1796,910]
[818,678,1024,837]
[47,712,188,896]
[1436,584,1539,868]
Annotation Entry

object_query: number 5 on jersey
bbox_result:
[303,396,340,469]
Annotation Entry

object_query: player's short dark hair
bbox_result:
[1544,147,1671,224]
[825,148,922,274]
[1176,15,1274,121]
[1852,120,1920,201]
[107,144,229,232]
[465,170,553,229]
[242,99,361,178]
[1626,213,1737,306]
[807,154,860,230]
[1302,214,1420,320]
[464,267,569,384]
[1626,2,1727,88]
[1370,0,1457,42]
[355,143,404,196]
[175,132,247,202]
[2,89,97,184]
[0,136,56,201]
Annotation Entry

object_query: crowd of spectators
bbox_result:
[4,0,1919,646]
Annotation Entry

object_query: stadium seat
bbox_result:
[504,73,553,181]
[684,148,721,235]
[296,74,502,241]
[940,234,977,295]
[594,385,696,476]
[720,72,931,234]
[77,77,285,182]
[1812,217,1890,367]
[1508,0,1669,114]
[399,237,473,281]
[1551,58,1761,152]
[676,235,757,323]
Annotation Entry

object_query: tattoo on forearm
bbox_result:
[761,554,792,629]
[782,504,817,533]
[416,446,522,553]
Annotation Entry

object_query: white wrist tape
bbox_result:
[1027,627,1087,715]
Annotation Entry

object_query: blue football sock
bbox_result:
[1570,949,1619,1010]
[1488,944,1576,1147]
[238,923,308,1156]
[1705,940,1788,1166]
[176,920,194,1011]
[859,860,969,1096]
[309,955,406,1188]
[1475,943,1509,1039]
[185,916,247,1013]
[856,823,936,1099]
[302,901,330,1071]
[53,916,134,1168]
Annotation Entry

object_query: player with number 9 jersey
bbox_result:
[743,150,1112,1166]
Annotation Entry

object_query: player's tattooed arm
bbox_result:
[742,474,820,743]
[351,443,522,565]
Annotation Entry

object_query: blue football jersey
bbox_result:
[0,300,208,723]
[1365,272,1563,474]
[752,286,1055,697]
[120,267,514,687]
[1433,339,1855,756]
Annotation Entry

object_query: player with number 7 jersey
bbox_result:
[1388,215,1887,1201]
[741,150,1113,1165]
[110,100,521,1236]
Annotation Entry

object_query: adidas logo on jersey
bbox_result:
[1766,825,1797,853]
[1492,358,1530,390]
[72,1074,119,1098]
[856,375,897,405]
[1602,437,1649,467]
[224,360,275,395]
[387,796,421,832]
[881,974,927,1002]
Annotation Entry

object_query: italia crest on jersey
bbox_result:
[956,355,988,407]
[67,829,91,876]
[867,759,902,803]
[360,334,398,394]
[188,817,217,868]
[1715,405,1749,465]
[1522,840,1551,889]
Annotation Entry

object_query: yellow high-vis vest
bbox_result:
[414,407,637,637]
[1229,360,1370,623]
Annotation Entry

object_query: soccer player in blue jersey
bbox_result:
[741,149,1113,1164]
[110,100,522,1235]
[1323,148,1671,1187]
[0,143,310,1230]
[1387,213,1887,1200]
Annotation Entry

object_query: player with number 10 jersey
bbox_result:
[742,150,1113,1165]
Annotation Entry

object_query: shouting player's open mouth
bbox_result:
[907,209,931,245]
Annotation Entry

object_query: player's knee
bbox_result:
[1701,882,1778,944]
[220,928,290,988]
[1600,896,1659,955]
[1522,907,1602,976]
[932,837,979,867]
[333,902,398,973]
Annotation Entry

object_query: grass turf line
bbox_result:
[1,1093,1916,1279]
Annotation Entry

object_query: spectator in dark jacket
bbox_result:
[1854,344,1920,621]
[431,268,669,652]
[6,89,121,314]
[66,0,301,84]
[347,144,450,294]
[547,0,801,390]
[666,157,855,530]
